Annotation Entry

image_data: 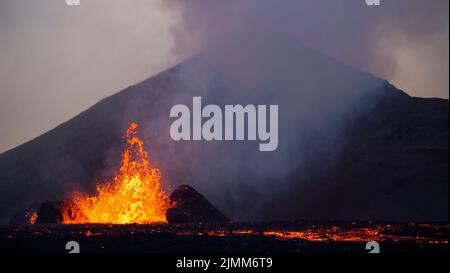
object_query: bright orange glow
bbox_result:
[26,211,37,225]
[67,122,170,224]
[262,227,380,242]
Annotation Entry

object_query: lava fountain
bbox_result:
[66,122,171,224]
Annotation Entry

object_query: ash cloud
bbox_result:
[167,0,449,99]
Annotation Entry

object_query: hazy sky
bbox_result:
[0,0,180,153]
[0,0,448,153]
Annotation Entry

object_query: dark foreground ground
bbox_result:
[0,221,448,254]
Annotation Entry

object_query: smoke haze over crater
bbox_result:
[168,0,449,98]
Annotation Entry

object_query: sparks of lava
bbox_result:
[67,122,171,224]
[26,211,37,225]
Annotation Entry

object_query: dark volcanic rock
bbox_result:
[166,185,230,224]
[263,90,449,221]
[35,200,81,224]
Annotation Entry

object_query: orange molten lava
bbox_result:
[67,122,170,224]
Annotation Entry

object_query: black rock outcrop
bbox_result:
[166,185,230,224]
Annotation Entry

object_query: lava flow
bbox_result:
[66,122,171,224]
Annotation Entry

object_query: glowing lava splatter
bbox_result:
[67,122,170,224]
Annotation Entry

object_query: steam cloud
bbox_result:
[167,0,449,99]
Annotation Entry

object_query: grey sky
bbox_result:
[0,0,448,153]
[0,0,179,153]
